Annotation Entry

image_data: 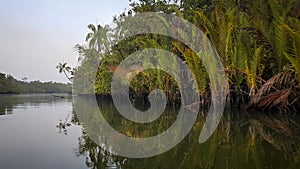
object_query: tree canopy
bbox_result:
[71,0,300,112]
[0,72,71,94]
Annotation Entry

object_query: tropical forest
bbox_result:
[68,0,300,113]
[1,0,300,169]
[0,72,71,94]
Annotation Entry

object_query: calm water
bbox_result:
[0,94,300,169]
[0,94,86,169]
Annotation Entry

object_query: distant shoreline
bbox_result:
[1,72,71,94]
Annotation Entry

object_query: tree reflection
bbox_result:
[64,97,300,169]
[76,129,125,169]
[0,94,69,116]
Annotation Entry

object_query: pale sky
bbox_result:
[0,0,131,83]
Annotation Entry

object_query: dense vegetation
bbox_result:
[0,72,71,94]
[69,0,300,112]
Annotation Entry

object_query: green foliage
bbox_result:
[72,0,300,108]
[0,72,71,94]
[0,73,20,94]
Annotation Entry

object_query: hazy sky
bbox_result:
[0,0,131,83]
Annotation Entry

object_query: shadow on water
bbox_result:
[64,96,300,169]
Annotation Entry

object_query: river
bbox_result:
[0,94,299,169]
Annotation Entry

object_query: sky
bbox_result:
[0,0,131,83]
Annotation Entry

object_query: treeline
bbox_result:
[71,0,300,112]
[0,72,71,94]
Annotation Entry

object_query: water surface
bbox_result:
[1,94,300,169]
[0,94,86,169]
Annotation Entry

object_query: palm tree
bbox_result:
[56,62,72,82]
[85,24,112,54]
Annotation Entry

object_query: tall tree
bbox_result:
[56,62,72,82]
[85,24,112,54]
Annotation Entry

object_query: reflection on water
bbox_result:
[71,97,300,169]
[0,93,69,115]
[0,94,87,169]
[1,94,300,169]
